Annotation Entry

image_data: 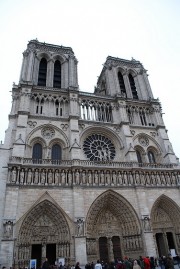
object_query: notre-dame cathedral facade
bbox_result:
[0,39,180,268]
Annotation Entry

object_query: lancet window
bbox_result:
[128,74,138,99]
[136,150,142,163]
[81,100,112,122]
[52,144,61,161]
[118,71,126,97]
[139,109,147,126]
[148,150,156,163]
[54,98,68,117]
[53,60,61,88]
[35,98,44,115]
[38,58,47,86]
[32,143,42,163]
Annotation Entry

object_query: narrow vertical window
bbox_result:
[38,58,47,86]
[52,144,61,163]
[136,150,142,163]
[118,72,126,97]
[128,74,138,99]
[148,151,156,163]
[32,143,42,163]
[53,60,61,88]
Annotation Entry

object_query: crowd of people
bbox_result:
[82,255,180,269]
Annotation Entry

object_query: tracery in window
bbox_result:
[32,143,42,163]
[148,150,156,163]
[38,58,47,86]
[81,100,112,123]
[128,74,138,99]
[53,60,61,88]
[118,72,126,97]
[83,134,115,161]
[55,98,68,117]
[139,110,147,126]
[52,144,61,161]
[36,98,44,115]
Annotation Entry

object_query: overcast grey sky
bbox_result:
[0,0,180,159]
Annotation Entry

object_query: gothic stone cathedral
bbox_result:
[0,40,180,268]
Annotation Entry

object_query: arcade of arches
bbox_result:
[14,192,180,267]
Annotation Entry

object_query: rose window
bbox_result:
[83,134,115,161]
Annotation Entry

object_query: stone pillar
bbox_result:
[163,233,170,255]
[142,216,157,257]
[108,237,114,262]
[74,237,87,267]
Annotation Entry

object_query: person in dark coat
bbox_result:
[42,258,50,269]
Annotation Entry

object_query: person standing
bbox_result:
[95,260,102,269]
[75,262,81,269]
[42,258,50,269]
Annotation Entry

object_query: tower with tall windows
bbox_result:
[0,39,180,268]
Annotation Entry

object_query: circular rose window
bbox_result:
[83,134,115,161]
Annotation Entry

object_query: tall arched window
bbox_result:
[128,74,138,99]
[136,150,142,163]
[38,58,47,86]
[52,144,61,162]
[118,72,126,97]
[148,150,156,163]
[53,60,61,88]
[32,143,42,163]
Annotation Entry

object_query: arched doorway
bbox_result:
[86,190,143,262]
[151,195,180,257]
[15,200,71,268]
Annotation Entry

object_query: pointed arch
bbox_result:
[86,190,141,237]
[151,194,180,233]
[53,60,61,88]
[38,58,47,86]
[128,73,138,99]
[17,199,71,245]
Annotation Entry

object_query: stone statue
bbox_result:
[34,169,39,184]
[61,170,66,185]
[143,217,151,231]
[117,171,123,185]
[94,171,99,185]
[106,171,111,185]
[68,171,72,185]
[112,171,116,185]
[82,171,86,185]
[48,169,53,184]
[77,219,83,236]
[100,171,105,185]
[75,170,80,184]
[27,169,32,184]
[41,169,46,184]
[123,171,128,185]
[19,169,25,184]
[4,221,13,238]
[54,170,59,185]
[87,171,92,185]
[135,172,140,185]
[11,168,17,183]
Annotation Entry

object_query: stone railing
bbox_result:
[7,161,180,187]
[9,157,178,169]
